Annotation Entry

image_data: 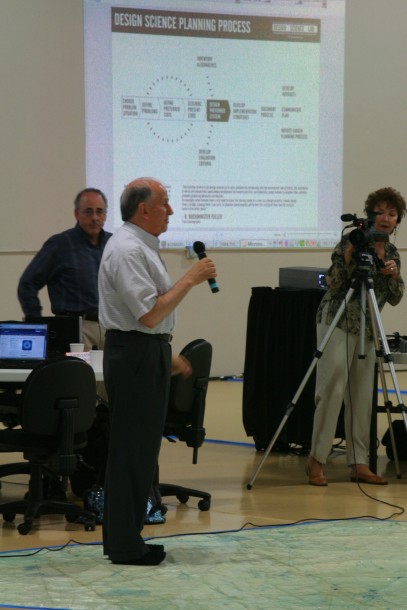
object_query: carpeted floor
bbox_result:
[1,520,407,609]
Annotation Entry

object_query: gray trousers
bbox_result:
[311,321,375,466]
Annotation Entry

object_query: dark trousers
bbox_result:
[102,330,171,561]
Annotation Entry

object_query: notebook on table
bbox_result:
[0,322,48,369]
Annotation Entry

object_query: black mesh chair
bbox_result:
[155,338,213,512]
[0,357,98,534]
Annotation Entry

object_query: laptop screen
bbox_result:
[0,322,48,362]
[25,315,82,358]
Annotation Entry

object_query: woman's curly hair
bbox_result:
[364,187,407,224]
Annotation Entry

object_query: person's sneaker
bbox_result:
[144,497,166,524]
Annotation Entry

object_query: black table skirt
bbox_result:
[242,287,325,451]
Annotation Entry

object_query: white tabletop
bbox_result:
[0,365,103,383]
[392,352,407,365]
[1,353,404,384]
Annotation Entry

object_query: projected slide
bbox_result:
[85,1,345,248]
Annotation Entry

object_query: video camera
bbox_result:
[340,212,388,249]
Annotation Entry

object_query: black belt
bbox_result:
[106,329,172,343]
[55,311,99,322]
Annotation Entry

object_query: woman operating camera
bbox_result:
[306,187,406,486]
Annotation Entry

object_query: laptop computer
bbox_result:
[0,322,48,369]
[25,316,82,359]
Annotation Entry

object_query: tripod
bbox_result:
[247,254,407,489]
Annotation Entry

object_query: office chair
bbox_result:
[0,357,98,534]
[155,338,213,512]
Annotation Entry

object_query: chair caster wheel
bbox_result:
[18,522,32,535]
[176,493,189,504]
[65,513,77,523]
[254,437,266,451]
[3,512,15,522]
[84,520,96,531]
[198,499,210,511]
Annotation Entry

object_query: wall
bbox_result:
[1,0,407,377]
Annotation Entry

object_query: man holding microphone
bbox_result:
[98,177,217,566]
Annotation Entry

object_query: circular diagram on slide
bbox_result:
[121,74,226,143]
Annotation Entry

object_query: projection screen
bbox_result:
[84,0,346,249]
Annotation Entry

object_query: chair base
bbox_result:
[0,461,96,534]
[158,482,211,512]
[0,461,30,477]
[0,462,30,491]
[0,463,67,499]
[0,498,96,535]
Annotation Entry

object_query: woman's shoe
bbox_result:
[350,472,388,485]
[305,460,328,487]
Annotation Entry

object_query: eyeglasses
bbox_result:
[78,208,106,217]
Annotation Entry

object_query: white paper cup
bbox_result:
[90,350,103,368]
[70,343,84,352]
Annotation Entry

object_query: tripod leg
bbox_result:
[367,313,401,477]
[376,359,401,477]
[365,290,401,475]
[355,283,379,472]
[246,285,356,490]
[367,286,406,476]
[246,407,294,490]
[359,282,367,358]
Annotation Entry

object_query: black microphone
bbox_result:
[341,213,357,222]
[192,241,219,293]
